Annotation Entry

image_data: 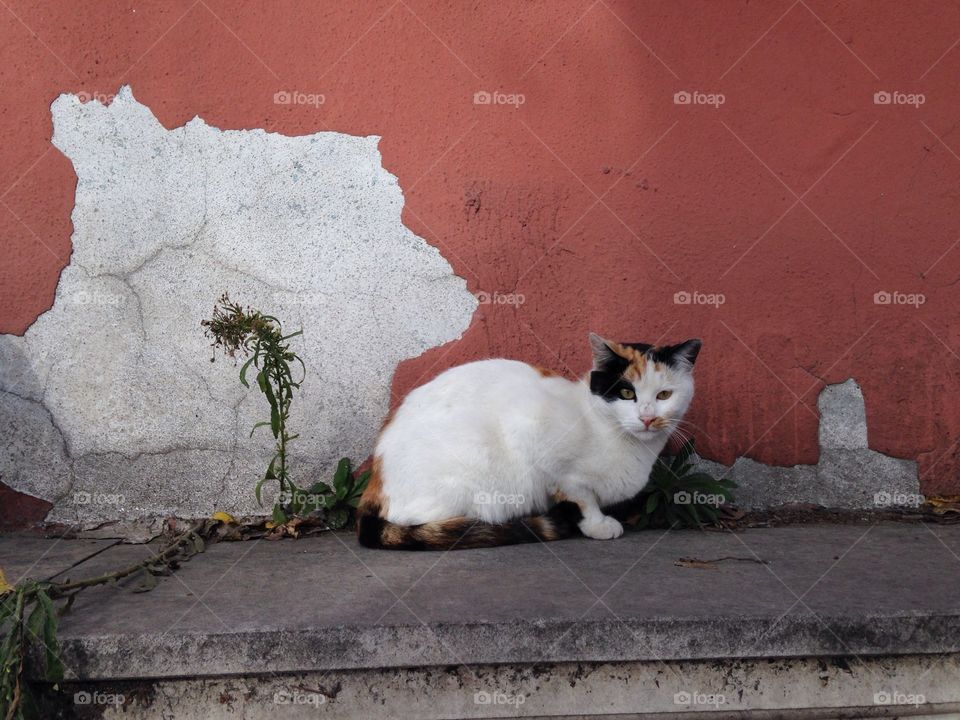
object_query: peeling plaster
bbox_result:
[0,86,477,528]
[697,379,920,509]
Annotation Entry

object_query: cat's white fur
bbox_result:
[374,334,698,540]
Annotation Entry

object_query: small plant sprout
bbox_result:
[202,293,368,529]
[627,439,737,529]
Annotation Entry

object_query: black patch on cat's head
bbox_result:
[624,339,702,369]
[589,370,636,402]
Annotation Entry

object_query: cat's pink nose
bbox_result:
[641,416,656,428]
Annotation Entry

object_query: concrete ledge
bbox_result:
[12,523,958,681]
[39,654,960,719]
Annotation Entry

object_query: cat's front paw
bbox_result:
[579,515,624,540]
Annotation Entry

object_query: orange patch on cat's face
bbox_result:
[535,366,562,378]
[607,341,648,383]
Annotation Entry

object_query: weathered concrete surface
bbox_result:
[45,655,960,719]
[23,524,960,682]
[697,380,919,509]
[0,536,117,584]
[0,87,477,530]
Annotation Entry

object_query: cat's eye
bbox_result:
[656,390,673,401]
[619,388,636,400]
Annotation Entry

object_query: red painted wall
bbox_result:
[2,1,959,502]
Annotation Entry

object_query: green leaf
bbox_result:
[255,477,269,506]
[26,601,45,643]
[249,420,271,438]
[333,458,350,493]
[644,493,660,513]
[281,329,304,341]
[256,369,269,394]
[355,469,371,493]
[272,505,288,525]
[270,405,281,439]
[36,589,64,681]
[239,356,257,388]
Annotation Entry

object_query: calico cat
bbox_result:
[356,333,701,550]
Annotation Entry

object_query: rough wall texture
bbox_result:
[1,1,957,527]
[0,87,475,530]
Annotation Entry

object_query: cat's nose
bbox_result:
[640,416,656,428]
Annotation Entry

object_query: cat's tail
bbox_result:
[356,502,584,550]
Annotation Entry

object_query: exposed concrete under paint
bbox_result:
[697,379,919,509]
[0,87,476,532]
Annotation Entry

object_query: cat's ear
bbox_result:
[589,333,618,369]
[669,339,702,368]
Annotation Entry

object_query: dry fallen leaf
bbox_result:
[0,567,13,594]
[211,511,237,524]
[926,496,960,514]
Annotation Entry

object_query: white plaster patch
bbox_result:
[0,86,477,528]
